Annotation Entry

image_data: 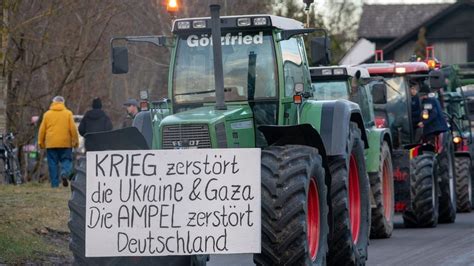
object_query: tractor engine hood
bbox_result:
[158,105,255,149]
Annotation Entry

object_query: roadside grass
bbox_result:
[0,182,72,264]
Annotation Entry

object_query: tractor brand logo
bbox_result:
[172,140,200,149]
[187,31,263,47]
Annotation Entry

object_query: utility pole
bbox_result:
[303,0,314,28]
[224,0,227,16]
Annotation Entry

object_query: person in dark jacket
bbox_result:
[78,98,113,136]
[419,91,449,144]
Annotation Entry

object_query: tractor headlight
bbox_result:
[422,110,429,120]
[453,136,462,144]
[237,18,251,27]
[177,21,190,29]
[253,17,268,26]
[322,69,332,75]
[193,20,206,28]
[333,68,345,75]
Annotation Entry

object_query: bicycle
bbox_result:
[0,132,22,184]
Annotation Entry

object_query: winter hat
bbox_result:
[52,95,65,103]
[123,98,138,107]
[92,97,102,109]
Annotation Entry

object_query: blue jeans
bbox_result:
[46,148,72,187]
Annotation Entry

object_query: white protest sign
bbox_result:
[85,148,261,257]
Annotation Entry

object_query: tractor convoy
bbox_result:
[66,3,474,266]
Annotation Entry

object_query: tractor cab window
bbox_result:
[310,81,349,100]
[281,38,305,97]
[359,84,375,125]
[384,76,411,146]
[172,31,277,106]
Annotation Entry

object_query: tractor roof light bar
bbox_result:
[310,68,348,77]
[173,15,272,33]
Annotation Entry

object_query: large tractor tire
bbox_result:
[438,140,456,223]
[254,145,329,265]
[403,153,439,228]
[327,123,370,266]
[68,157,205,266]
[369,141,394,239]
[455,156,472,212]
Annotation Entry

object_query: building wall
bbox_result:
[432,41,467,65]
[394,41,415,62]
[382,3,474,64]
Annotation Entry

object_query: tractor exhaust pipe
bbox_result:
[210,4,227,110]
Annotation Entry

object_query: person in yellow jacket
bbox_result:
[38,96,79,187]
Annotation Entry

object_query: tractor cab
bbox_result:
[309,66,375,127]
[359,59,459,225]
[358,62,433,148]
[111,15,330,149]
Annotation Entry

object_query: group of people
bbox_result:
[38,96,141,187]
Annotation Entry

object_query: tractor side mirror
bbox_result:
[426,70,446,89]
[372,83,387,104]
[112,46,129,74]
[311,37,331,66]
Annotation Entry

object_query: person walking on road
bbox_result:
[38,96,79,187]
[78,97,113,136]
[122,98,139,128]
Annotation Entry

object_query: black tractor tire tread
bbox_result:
[254,145,329,266]
[402,209,418,228]
[369,141,394,239]
[438,141,456,223]
[455,156,472,212]
[408,154,439,228]
[327,123,370,266]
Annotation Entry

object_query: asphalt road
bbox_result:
[367,213,474,266]
[208,212,474,266]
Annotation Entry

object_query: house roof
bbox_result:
[358,4,450,39]
[382,1,474,57]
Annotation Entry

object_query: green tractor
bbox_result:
[309,66,394,238]
[68,5,372,266]
[442,64,474,211]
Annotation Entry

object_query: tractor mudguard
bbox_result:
[300,99,368,156]
[366,128,392,173]
[455,151,471,159]
[84,127,149,152]
[259,124,327,161]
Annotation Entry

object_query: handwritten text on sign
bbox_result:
[85,149,261,257]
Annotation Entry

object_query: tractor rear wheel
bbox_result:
[254,145,329,266]
[68,157,203,266]
[438,140,456,223]
[455,156,472,212]
[327,123,370,265]
[370,141,394,239]
[405,153,439,228]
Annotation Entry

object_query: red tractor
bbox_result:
[359,58,457,227]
